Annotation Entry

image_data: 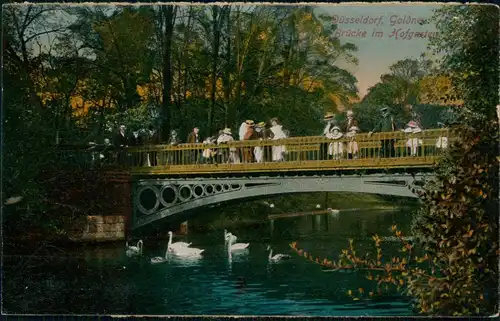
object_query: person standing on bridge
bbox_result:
[114,125,129,165]
[167,130,181,165]
[242,120,255,163]
[270,118,287,162]
[217,128,240,164]
[147,126,159,166]
[253,122,267,163]
[326,126,344,160]
[321,112,337,160]
[187,127,202,164]
[130,129,144,166]
[202,136,217,164]
[403,120,423,156]
[435,122,448,151]
[344,110,360,159]
[369,107,397,158]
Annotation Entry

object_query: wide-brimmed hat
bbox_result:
[348,126,360,132]
[346,110,354,117]
[380,107,389,113]
[256,121,266,128]
[331,126,341,132]
[223,128,232,135]
[407,120,418,128]
[324,112,334,120]
[245,120,255,126]
[120,124,126,129]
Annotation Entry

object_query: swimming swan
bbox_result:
[150,249,169,264]
[226,232,249,251]
[126,240,143,256]
[167,231,192,252]
[224,229,238,243]
[168,231,204,257]
[267,246,291,262]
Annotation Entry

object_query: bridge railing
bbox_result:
[56,128,452,174]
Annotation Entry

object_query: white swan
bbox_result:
[167,231,192,252]
[126,240,143,256]
[224,229,238,243]
[226,233,249,251]
[167,231,204,257]
[150,248,169,264]
[267,245,291,262]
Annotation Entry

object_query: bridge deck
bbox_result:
[59,129,452,176]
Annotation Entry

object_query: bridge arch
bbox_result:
[131,174,427,230]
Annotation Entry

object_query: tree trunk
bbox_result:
[222,6,234,127]
[160,5,176,142]
[209,6,221,135]
[234,7,242,122]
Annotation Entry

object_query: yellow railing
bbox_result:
[114,128,452,175]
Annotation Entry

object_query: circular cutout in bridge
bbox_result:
[193,185,204,198]
[231,184,241,190]
[178,185,193,202]
[215,184,223,193]
[204,185,214,195]
[223,184,230,191]
[160,185,178,207]
[137,186,160,215]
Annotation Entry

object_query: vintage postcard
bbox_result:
[2,1,498,317]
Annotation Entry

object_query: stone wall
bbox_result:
[48,169,132,243]
[72,215,126,242]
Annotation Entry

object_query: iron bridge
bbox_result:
[131,173,429,230]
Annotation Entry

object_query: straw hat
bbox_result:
[245,120,255,126]
[331,126,341,132]
[324,112,334,120]
[256,122,266,128]
[223,128,232,135]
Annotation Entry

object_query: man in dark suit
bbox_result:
[129,129,144,166]
[187,127,201,164]
[113,125,129,165]
[148,126,159,166]
[369,107,397,158]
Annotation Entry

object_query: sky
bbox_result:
[26,2,443,99]
[315,3,442,98]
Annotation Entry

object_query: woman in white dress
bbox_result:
[404,121,423,156]
[217,128,240,164]
[270,118,287,162]
[345,126,360,159]
[435,122,448,151]
[326,126,344,160]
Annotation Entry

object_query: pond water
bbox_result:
[3,207,416,316]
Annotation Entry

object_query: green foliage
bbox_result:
[409,5,499,315]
